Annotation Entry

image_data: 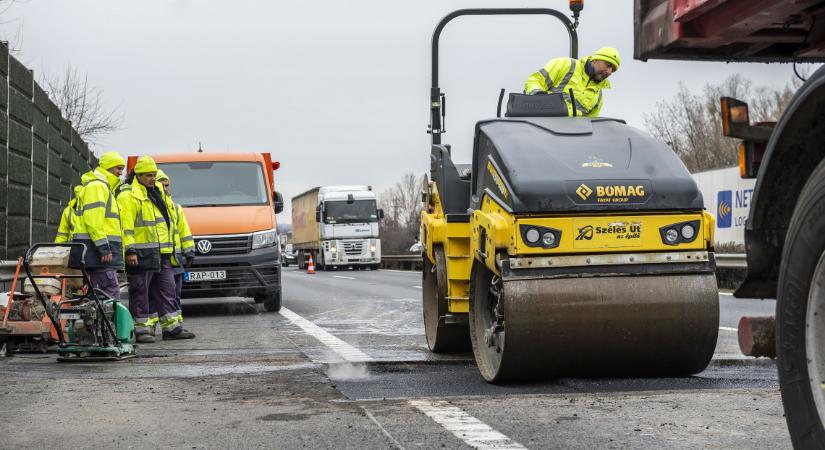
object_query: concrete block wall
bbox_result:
[0,42,97,259]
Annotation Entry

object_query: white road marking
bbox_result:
[719,326,738,332]
[719,292,734,296]
[410,400,526,450]
[412,285,422,289]
[333,275,356,280]
[361,406,405,450]
[381,269,419,274]
[279,307,372,362]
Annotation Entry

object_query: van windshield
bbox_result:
[324,200,378,224]
[158,162,269,207]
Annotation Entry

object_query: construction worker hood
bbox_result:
[134,156,158,174]
[156,169,169,182]
[98,151,126,170]
[589,47,621,71]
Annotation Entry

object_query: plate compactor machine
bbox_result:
[421,6,719,383]
[22,243,136,362]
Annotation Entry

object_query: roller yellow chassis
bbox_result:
[422,184,716,315]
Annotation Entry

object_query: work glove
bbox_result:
[184,253,195,268]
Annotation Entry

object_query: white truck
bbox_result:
[291,186,383,270]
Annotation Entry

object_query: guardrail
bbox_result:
[1,253,749,289]
[380,253,748,271]
[380,255,423,271]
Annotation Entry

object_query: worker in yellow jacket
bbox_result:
[54,191,80,243]
[156,169,195,324]
[70,151,126,300]
[524,46,620,117]
[118,156,194,342]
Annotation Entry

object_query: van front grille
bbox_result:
[193,235,251,255]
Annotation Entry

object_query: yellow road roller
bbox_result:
[421,6,719,383]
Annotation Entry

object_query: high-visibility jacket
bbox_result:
[72,168,123,269]
[54,189,81,244]
[524,57,611,117]
[171,202,195,269]
[117,178,175,273]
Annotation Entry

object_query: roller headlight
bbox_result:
[519,224,561,249]
[680,224,695,240]
[659,220,700,245]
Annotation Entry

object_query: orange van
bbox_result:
[127,152,284,311]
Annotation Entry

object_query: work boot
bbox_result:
[162,328,195,340]
[136,334,155,343]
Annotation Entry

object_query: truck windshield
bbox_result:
[157,162,269,207]
[324,200,378,224]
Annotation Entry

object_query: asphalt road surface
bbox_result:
[0,267,789,449]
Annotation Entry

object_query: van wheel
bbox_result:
[258,289,282,312]
[777,158,825,448]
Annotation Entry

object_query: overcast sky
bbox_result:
[4,0,819,220]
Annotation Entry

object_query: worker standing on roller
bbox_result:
[524,46,620,117]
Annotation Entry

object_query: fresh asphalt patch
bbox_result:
[329,359,778,401]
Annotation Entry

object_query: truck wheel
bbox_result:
[423,246,470,352]
[777,158,825,448]
[258,288,282,312]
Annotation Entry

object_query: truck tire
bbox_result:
[777,158,825,449]
[258,288,282,312]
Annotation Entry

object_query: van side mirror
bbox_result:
[378,208,385,219]
[273,191,284,214]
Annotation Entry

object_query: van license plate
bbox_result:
[185,271,227,282]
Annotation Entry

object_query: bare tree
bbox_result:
[0,0,24,54]
[41,65,123,146]
[644,74,799,173]
[378,172,426,253]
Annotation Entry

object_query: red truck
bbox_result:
[635,1,825,447]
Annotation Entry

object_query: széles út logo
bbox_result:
[575,225,594,240]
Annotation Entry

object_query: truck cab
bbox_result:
[292,185,383,270]
[129,152,284,311]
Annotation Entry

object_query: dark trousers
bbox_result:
[127,255,180,335]
[89,268,120,301]
[174,273,183,312]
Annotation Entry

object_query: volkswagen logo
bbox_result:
[196,240,213,254]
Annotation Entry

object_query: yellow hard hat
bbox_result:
[133,156,158,174]
[99,151,126,170]
[590,47,621,71]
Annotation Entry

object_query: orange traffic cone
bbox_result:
[307,255,315,274]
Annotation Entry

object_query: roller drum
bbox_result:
[470,270,719,383]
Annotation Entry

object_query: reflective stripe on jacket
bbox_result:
[171,203,195,269]
[118,179,175,272]
[524,57,611,117]
[71,168,123,269]
[54,200,76,243]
